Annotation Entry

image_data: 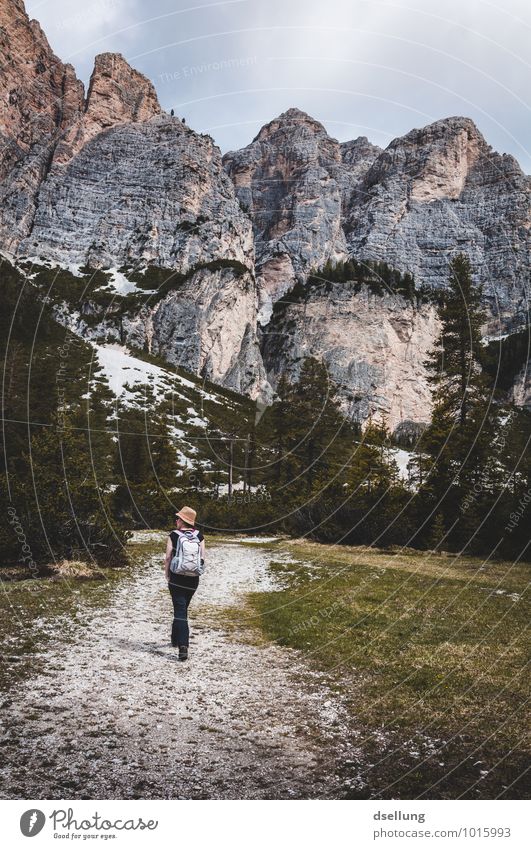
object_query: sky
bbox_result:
[26,0,531,171]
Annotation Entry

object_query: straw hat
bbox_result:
[175,505,197,525]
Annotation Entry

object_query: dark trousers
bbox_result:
[168,583,196,647]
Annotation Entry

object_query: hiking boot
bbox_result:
[178,645,188,662]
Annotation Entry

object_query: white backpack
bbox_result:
[170,529,204,576]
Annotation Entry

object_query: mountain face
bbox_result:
[224,108,529,424]
[225,109,530,334]
[223,108,382,323]
[0,0,83,180]
[263,282,439,430]
[0,0,267,401]
[1,0,529,430]
[344,117,530,334]
[18,115,253,270]
[0,0,83,250]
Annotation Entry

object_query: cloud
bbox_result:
[24,0,531,171]
[26,0,141,76]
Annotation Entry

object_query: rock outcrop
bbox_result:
[0,0,84,251]
[0,2,164,254]
[510,363,531,411]
[224,109,529,423]
[0,0,83,178]
[19,115,254,270]
[124,265,270,399]
[345,117,531,333]
[262,282,439,431]
[53,52,162,165]
[225,111,530,334]
[223,109,379,323]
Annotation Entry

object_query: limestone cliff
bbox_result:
[0,0,84,250]
[123,265,269,398]
[18,115,254,271]
[223,109,379,323]
[225,110,530,333]
[262,282,439,431]
[0,0,83,179]
[53,52,162,165]
[225,109,529,424]
[0,0,266,399]
[510,363,531,411]
[345,117,531,333]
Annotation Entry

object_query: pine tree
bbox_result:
[263,373,293,485]
[426,254,488,425]
[428,511,446,550]
[415,254,497,546]
[112,390,182,526]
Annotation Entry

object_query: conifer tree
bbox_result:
[415,254,497,544]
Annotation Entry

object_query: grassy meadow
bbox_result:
[244,539,530,798]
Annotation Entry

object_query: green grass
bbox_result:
[249,541,529,738]
[246,540,530,798]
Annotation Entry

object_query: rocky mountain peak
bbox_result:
[253,107,329,142]
[85,53,161,128]
[49,52,164,162]
[0,0,84,177]
[1,0,529,426]
[224,107,349,316]
[341,136,382,159]
[0,0,162,179]
[395,115,485,145]
[373,116,491,202]
[340,136,383,184]
[345,115,529,335]
[0,2,266,401]
[2,0,31,27]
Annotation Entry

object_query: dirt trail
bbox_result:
[0,535,358,799]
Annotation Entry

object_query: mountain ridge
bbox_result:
[1,0,529,430]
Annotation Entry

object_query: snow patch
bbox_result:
[17,254,85,278]
[481,333,509,346]
[94,344,174,400]
[390,447,413,482]
[93,344,217,408]
[105,268,141,295]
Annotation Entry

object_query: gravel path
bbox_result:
[0,536,358,799]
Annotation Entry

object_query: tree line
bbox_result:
[182,254,530,560]
[1,253,529,570]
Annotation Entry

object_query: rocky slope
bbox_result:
[123,265,268,395]
[18,115,253,270]
[0,0,84,251]
[0,0,83,180]
[344,117,530,335]
[57,51,161,163]
[224,109,529,425]
[225,110,530,334]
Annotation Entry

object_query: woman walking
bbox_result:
[164,506,205,661]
